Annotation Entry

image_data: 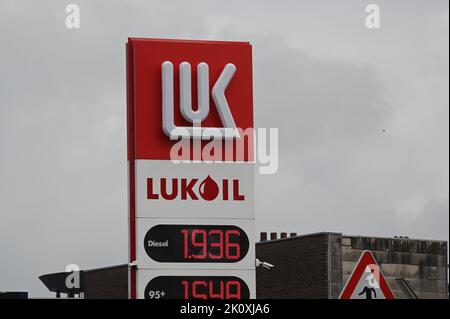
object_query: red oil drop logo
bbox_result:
[199,175,219,201]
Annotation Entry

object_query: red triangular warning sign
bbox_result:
[339,250,394,299]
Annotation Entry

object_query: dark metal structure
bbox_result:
[0,292,28,299]
[39,271,84,298]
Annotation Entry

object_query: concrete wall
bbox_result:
[329,233,343,299]
[340,236,448,299]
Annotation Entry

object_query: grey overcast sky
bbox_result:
[0,0,448,297]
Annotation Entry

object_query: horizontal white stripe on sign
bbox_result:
[135,160,255,219]
[137,269,256,299]
[136,218,255,270]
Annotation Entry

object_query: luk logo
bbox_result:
[162,61,240,140]
[147,175,245,201]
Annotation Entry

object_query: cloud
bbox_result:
[0,0,448,296]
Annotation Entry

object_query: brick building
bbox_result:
[256,232,448,299]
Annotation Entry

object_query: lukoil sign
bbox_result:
[147,175,246,201]
[127,38,256,299]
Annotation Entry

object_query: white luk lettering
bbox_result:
[162,61,240,140]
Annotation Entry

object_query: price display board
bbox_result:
[144,224,250,263]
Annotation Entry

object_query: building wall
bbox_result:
[340,236,448,299]
[256,233,330,298]
[83,265,128,299]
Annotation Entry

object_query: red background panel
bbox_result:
[128,38,254,161]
